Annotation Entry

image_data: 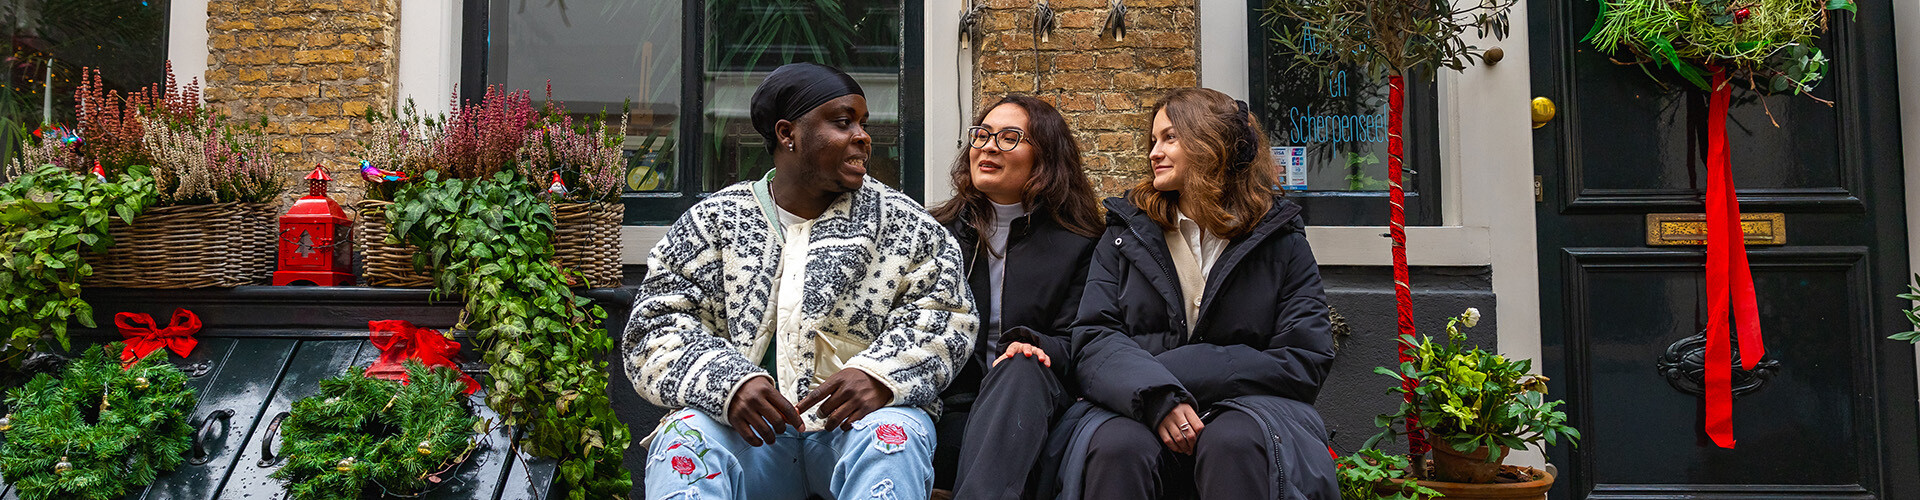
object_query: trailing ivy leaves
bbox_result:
[0,164,157,366]
[1892,274,1920,343]
[385,170,629,498]
[1335,448,1441,500]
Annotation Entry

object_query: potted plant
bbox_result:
[354,84,629,288]
[1364,308,1578,498]
[12,64,281,289]
[514,87,629,288]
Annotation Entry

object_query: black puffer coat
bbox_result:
[1067,194,1338,499]
[939,209,1097,405]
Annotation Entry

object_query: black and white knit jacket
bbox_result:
[624,179,978,421]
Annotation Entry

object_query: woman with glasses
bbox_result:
[928,95,1103,499]
[1056,87,1337,500]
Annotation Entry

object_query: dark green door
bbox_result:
[1529,0,1919,498]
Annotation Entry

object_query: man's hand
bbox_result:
[994,341,1051,368]
[1156,403,1204,455]
[795,368,894,431]
[726,376,804,446]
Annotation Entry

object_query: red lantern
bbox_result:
[274,166,354,286]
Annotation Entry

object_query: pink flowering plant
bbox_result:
[433,85,537,180]
[353,99,437,201]
[8,63,281,205]
[517,84,628,202]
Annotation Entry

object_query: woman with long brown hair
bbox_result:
[928,94,1103,498]
[1056,87,1338,499]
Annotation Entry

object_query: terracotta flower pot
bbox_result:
[1432,443,1511,483]
[1382,463,1554,500]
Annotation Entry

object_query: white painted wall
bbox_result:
[1894,0,1920,395]
[167,0,209,86]
[396,0,463,118]
[1195,0,1545,465]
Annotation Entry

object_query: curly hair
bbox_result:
[1128,88,1278,240]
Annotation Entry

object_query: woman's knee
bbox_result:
[1195,409,1267,462]
[1087,417,1164,469]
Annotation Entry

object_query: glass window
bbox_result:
[1248,7,1442,226]
[473,0,919,225]
[1,0,171,167]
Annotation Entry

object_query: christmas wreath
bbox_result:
[0,343,198,500]
[1585,0,1855,93]
[270,362,482,500]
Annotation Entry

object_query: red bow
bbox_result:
[366,320,479,394]
[115,308,201,366]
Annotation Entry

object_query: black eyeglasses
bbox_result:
[967,126,1026,152]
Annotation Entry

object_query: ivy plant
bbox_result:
[1335,448,1441,500]
[0,164,156,366]
[1892,274,1920,343]
[385,170,629,498]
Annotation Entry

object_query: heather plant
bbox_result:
[434,85,536,179]
[140,114,282,205]
[134,65,282,206]
[12,67,152,175]
[518,85,628,202]
[353,99,438,201]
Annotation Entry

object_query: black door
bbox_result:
[1529,0,1919,498]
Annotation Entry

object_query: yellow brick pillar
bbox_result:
[205,0,399,203]
[973,0,1198,196]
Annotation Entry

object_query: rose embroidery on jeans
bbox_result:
[873,423,909,454]
[672,456,697,477]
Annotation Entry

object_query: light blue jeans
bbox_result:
[645,407,935,500]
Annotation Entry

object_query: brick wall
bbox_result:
[204,0,399,204]
[974,0,1197,196]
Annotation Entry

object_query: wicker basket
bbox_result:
[357,200,624,288]
[356,200,434,288]
[552,202,624,289]
[81,202,278,289]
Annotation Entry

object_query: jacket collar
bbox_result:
[1102,194,1306,335]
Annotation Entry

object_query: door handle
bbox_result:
[188,409,235,465]
[1531,97,1557,128]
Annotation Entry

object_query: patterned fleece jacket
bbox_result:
[624,179,978,425]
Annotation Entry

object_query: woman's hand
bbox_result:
[1156,403,1204,455]
[994,341,1051,367]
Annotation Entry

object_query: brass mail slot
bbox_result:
[1645,213,1786,246]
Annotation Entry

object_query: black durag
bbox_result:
[750,62,866,145]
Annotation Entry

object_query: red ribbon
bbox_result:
[115,308,201,366]
[1386,74,1429,457]
[366,320,480,394]
[1704,69,1766,449]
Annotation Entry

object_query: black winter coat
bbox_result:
[1067,194,1338,498]
[1072,195,1336,422]
[939,209,1098,408]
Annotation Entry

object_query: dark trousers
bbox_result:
[1083,408,1273,500]
[949,355,1070,500]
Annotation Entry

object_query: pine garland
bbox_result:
[0,343,197,500]
[1585,0,1855,93]
[270,362,481,500]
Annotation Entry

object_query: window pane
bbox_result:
[1254,21,1396,193]
[488,0,682,193]
[701,0,902,191]
[1,0,170,165]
